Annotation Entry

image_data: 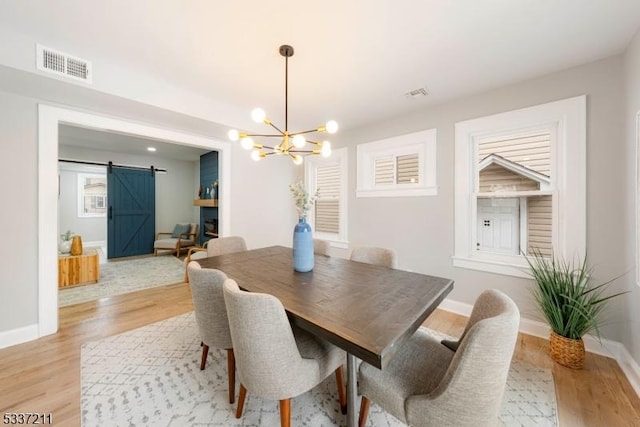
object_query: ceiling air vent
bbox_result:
[405,87,428,99]
[36,44,92,83]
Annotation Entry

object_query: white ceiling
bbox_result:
[2,0,640,153]
[59,125,210,162]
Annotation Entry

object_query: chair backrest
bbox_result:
[314,238,330,256]
[206,236,247,257]
[188,223,199,241]
[350,246,397,269]
[405,289,520,426]
[187,262,232,349]
[223,279,318,401]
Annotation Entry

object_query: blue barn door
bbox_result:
[107,164,156,259]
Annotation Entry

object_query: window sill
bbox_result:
[328,239,349,249]
[356,186,438,198]
[451,255,531,279]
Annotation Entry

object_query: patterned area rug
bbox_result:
[59,255,185,307]
[81,313,558,426]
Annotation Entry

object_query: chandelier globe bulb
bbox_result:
[251,108,266,123]
[326,120,339,134]
[321,141,332,158]
[251,150,262,161]
[228,129,240,141]
[241,137,254,150]
[292,134,306,148]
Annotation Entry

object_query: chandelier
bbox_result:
[227,45,337,165]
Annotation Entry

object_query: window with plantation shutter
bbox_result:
[315,163,340,234]
[357,129,436,197]
[305,147,348,247]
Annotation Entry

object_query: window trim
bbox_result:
[636,110,640,288]
[356,129,437,198]
[305,147,348,248]
[453,96,586,278]
[77,172,107,218]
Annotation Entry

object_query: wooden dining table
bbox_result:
[196,245,454,427]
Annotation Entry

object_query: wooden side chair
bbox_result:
[313,238,330,256]
[223,279,347,427]
[349,246,397,269]
[187,262,236,404]
[357,289,520,427]
[184,236,248,281]
[153,223,199,257]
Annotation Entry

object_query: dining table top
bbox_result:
[196,245,454,369]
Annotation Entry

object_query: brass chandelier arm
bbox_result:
[266,121,286,135]
[289,128,326,136]
[242,133,284,138]
[288,149,316,154]
[303,139,323,146]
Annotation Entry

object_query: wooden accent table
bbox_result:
[58,249,100,288]
[197,246,454,427]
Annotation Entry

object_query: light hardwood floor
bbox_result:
[1,283,639,426]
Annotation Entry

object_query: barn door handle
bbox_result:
[109,206,113,220]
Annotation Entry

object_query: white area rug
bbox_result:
[59,255,185,307]
[81,313,557,426]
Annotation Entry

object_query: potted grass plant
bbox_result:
[525,249,625,369]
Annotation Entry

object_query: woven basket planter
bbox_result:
[549,331,585,369]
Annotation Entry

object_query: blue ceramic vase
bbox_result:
[293,217,314,272]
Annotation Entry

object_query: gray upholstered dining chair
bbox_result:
[184,236,248,281]
[187,261,236,404]
[313,238,330,256]
[349,246,397,269]
[222,279,347,427]
[358,289,520,427]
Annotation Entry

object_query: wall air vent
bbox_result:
[36,44,92,83]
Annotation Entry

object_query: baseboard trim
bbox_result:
[440,296,640,397]
[0,323,39,349]
[83,240,106,248]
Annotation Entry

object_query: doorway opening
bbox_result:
[39,105,231,337]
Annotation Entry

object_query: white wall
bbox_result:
[0,90,39,336]
[336,55,636,360]
[624,28,640,365]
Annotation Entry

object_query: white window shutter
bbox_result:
[315,163,340,234]
[396,153,419,184]
[374,157,394,185]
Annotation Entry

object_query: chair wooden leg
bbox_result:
[227,348,236,404]
[154,249,157,256]
[335,366,347,414]
[279,398,291,427]
[359,396,371,427]
[200,344,209,370]
[236,384,247,418]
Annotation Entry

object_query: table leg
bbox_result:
[346,353,357,427]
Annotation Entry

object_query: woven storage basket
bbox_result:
[550,331,585,369]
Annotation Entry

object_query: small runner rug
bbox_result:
[81,313,558,426]
[59,255,185,307]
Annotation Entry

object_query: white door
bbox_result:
[477,198,520,255]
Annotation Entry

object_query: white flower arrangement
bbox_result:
[289,181,319,219]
